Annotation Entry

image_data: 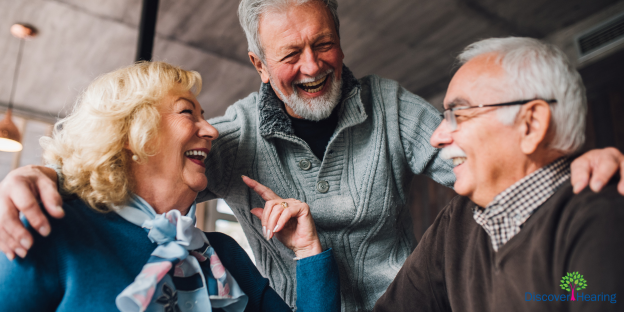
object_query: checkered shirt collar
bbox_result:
[473,157,571,252]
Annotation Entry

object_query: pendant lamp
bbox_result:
[0,24,37,152]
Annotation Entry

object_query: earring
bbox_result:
[132,155,139,162]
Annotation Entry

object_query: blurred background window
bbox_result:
[196,199,255,263]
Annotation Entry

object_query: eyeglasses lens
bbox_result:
[444,110,457,130]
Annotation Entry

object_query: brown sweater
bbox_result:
[374,181,624,312]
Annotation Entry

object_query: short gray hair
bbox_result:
[458,37,587,154]
[238,0,340,61]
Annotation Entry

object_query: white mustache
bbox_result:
[294,69,333,84]
[440,145,467,160]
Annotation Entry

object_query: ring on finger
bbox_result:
[281,202,288,209]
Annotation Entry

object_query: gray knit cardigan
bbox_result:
[199,66,455,311]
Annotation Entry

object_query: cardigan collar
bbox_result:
[258,65,363,138]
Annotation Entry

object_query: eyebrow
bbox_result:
[446,98,471,109]
[177,97,197,110]
[277,33,336,57]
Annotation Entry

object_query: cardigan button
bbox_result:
[316,180,329,193]
[299,159,312,171]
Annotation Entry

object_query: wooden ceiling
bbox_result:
[0,0,621,121]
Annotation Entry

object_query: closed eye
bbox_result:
[316,42,333,50]
[280,51,299,62]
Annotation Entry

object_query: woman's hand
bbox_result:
[242,175,322,259]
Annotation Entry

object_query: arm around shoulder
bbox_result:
[394,85,455,188]
[0,164,63,259]
[199,99,253,201]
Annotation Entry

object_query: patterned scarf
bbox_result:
[114,194,248,312]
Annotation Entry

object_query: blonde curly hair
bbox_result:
[41,61,202,212]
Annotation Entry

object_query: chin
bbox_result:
[187,177,208,193]
[453,180,472,197]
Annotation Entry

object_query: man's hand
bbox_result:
[571,147,624,195]
[0,165,63,260]
[242,175,323,259]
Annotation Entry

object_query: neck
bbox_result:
[475,150,564,207]
[130,169,196,216]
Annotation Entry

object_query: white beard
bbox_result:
[271,69,342,121]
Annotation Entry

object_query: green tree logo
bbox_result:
[560,272,587,301]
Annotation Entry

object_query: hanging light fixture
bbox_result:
[0,24,36,152]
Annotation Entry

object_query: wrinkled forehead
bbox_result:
[258,1,338,50]
[444,54,509,109]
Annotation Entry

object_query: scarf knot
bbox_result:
[114,195,248,312]
[143,210,205,251]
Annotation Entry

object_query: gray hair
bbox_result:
[458,37,587,154]
[238,0,340,61]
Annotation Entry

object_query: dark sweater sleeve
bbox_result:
[208,232,340,312]
[206,232,291,311]
[373,197,459,312]
[563,185,624,312]
[296,248,340,312]
[0,219,62,311]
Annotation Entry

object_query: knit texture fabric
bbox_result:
[199,65,455,311]
[0,199,340,312]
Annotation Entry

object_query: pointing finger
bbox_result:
[250,208,263,219]
[242,175,280,201]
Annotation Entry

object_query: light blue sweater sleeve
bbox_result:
[396,85,456,188]
[198,100,248,202]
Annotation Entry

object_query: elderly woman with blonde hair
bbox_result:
[0,61,339,312]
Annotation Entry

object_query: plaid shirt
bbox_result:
[473,157,571,251]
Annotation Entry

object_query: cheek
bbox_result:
[275,66,298,87]
[324,48,344,68]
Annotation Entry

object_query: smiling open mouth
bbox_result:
[296,75,329,93]
[185,149,208,168]
[452,157,466,166]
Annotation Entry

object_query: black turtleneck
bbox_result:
[288,106,339,160]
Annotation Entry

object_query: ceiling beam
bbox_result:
[0,102,61,124]
[136,0,160,62]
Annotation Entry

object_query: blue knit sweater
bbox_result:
[0,198,340,312]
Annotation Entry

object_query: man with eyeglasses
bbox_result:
[373,37,624,312]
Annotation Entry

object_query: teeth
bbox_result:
[302,77,325,87]
[452,157,466,166]
[307,85,323,93]
[298,75,328,92]
[185,150,207,161]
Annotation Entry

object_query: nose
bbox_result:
[198,119,219,142]
[299,47,322,77]
[430,119,454,148]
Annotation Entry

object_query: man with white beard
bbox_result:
[1,1,624,311]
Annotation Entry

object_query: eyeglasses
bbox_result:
[442,99,557,131]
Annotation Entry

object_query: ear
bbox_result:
[248,52,270,84]
[517,100,552,155]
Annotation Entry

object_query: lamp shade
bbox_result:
[0,109,23,152]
